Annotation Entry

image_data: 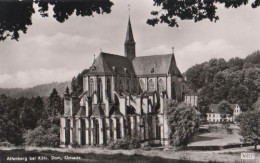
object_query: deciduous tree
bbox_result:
[236,110,260,151]
[167,100,200,146]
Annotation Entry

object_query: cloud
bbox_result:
[175,39,245,72]
[0,68,77,88]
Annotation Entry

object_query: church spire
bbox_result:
[124,17,136,60]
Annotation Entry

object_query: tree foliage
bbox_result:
[236,110,260,150]
[24,125,60,147]
[166,100,200,146]
[49,88,62,116]
[0,0,113,41]
[0,87,62,147]
[185,51,260,115]
[1,1,260,41]
[147,0,260,27]
[217,100,233,122]
[0,119,24,145]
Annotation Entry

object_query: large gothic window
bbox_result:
[119,79,123,93]
[81,119,86,145]
[97,79,103,102]
[89,78,94,96]
[148,79,155,93]
[171,82,176,100]
[107,79,111,102]
[126,79,130,92]
[158,79,164,94]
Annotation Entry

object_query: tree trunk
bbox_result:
[255,144,257,151]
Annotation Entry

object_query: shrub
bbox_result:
[167,101,200,146]
[24,125,60,147]
[0,141,14,147]
[0,120,24,145]
[208,125,218,132]
[107,137,141,150]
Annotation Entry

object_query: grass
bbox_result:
[189,124,242,147]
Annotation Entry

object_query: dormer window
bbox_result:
[151,68,154,73]
[91,66,96,71]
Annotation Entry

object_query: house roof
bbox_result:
[87,52,135,76]
[75,106,86,117]
[132,54,182,77]
[207,104,238,114]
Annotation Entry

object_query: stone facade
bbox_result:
[60,18,187,147]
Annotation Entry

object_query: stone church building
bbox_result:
[60,18,189,147]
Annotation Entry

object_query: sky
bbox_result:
[0,0,260,88]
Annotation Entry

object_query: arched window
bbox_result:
[107,79,111,102]
[171,82,176,100]
[148,79,154,93]
[97,79,103,102]
[158,79,164,94]
[119,79,123,93]
[94,119,99,145]
[89,78,94,96]
[126,79,129,92]
[110,119,114,141]
[81,119,86,145]
[139,79,145,92]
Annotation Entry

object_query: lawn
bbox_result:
[189,124,242,146]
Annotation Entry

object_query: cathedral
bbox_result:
[60,18,193,147]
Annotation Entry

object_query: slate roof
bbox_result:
[87,52,135,76]
[132,54,182,77]
[207,104,238,114]
[75,106,86,117]
[91,104,105,117]
[125,17,135,45]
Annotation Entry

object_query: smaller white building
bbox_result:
[206,104,242,123]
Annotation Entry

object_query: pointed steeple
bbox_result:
[125,17,135,44]
[124,17,136,60]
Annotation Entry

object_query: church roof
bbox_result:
[87,52,135,76]
[125,17,135,45]
[75,106,86,117]
[132,54,182,77]
[92,104,105,117]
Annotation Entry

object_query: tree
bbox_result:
[236,110,260,151]
[2,1,260,41]
[34,96,44,120]
[147,0,260,27]
[49,88,62,116]
[0,119,24,145]
[24,125,60,147]
[166,100,200,146]
[0,0,113,41]
[217,100,233,124]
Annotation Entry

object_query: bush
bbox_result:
[0,120,24,145]
[107,137,141,150]
[24,125,60,147]
[0,141,14,147]
[208,125,218,132]
[167,101,200,146]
